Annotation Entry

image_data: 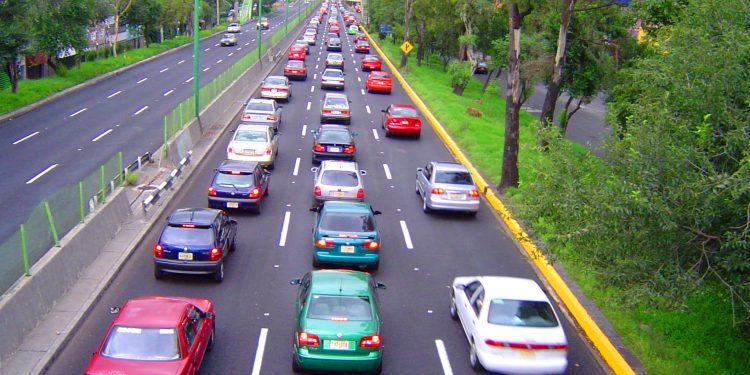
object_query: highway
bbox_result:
[44,6,606,375]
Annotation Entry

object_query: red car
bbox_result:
[361,55,382,71]
[355,40,370,53]
[284,60,308,80]
[366,71,392,94]
[354,33,368,42]
[288,45,306,60]
[382,104,422,138]
[85,296,215,375]
[330,25,341,35]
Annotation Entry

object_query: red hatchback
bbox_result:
[355,40,370,53]
[288,45,306,60]
[382,104,422,138]
[330,24,341,35]
[284,60,308,80]
[85,296,215,375]
[366,71,392,94]
[361,55,382,71]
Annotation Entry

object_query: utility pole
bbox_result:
[257,0,263,61]
[193,0,200,117]
[216,0,219,27]
[285,0,288,35]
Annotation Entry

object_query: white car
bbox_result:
[259,76,291,102]
[226,22,241,33]
[450,276,568,374]
[227,124,279,169]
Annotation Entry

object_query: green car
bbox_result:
[291,270,385,373]
[347,25,359,35]
[310,201,382,270]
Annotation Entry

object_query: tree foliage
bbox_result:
[32,0,95,71]
[0,0,31,93]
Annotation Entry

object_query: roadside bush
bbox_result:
[447,60,472,95]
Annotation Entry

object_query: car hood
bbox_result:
[86,356,186,375]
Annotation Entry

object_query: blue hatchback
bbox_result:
[208,160,270,214]
[310,201,382,270]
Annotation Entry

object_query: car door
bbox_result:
[213,217,227,257]
[417,163,431,197]
[457,281,482,339]
[269,127,279,155]
[254,166,267,196]
[273,102,282,125]
[468,287,486,342]
[220,212,236,253]
[187,307,209,369]
[181,317,200,374]
[382,105,391,129]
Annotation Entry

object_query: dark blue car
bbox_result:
[208,160,270,214]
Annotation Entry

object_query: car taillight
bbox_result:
[484,340,567,350]
[356,188,364,199]
[362,241,379,250]
[266,115,276,121]
[154,244,163,258]
[341,110,349,115]
[343,146,355,154]
[227,146,233,154]
[241,114,251,121]
[431,188,445,195]
[298,332,320,347]
[314,144,326,152]
[261,86,270,91]
[209,247,221,261]
[265,147,272,155]
[315,239,334,248]
[359,335,381,348]
[314,186,322,196]
[249,188,261,199]
[322,109,331,114]
[208,186,217,196]
[468,189,480,197]
[276,87,288,92]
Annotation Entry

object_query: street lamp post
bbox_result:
[285,0,288,35]
[193,0,200,117]
[258,0,262,61]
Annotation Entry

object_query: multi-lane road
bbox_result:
[43,5,607,375]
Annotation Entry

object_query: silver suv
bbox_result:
[320,93,351,124]
[416,162,480,216]
[311,160,366,202]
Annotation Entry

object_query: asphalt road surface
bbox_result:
[44,9,607,375]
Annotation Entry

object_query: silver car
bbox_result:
[320,93,351,124]
[416,162,480,216]
[220,33,238,46]
[320,68,345,90]
[226,124,279,169]
[303,32,316,45]
[259,75,291,102]
[325,53,344,70]
[241,98,282,130]
[311,160,366,202]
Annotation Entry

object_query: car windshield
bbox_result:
[245,102,274,112]
[287,60,304,68]
[223,34,234,38]
[357,41,369,46]
[321,170,359,187]
[101,326,180,361]
[161,226,214,246]
[234,130,268,142]
[487,299,559,328]
[216,172,254,188]
[434,171,473,185]
[307,295,372,321]
[392,108,418,117]
[318,130,351,143]
[323,70,343,78]
[328,54,342,60]
[329,39,340,44]
[324,97,348,109]
[320,212,375,232]
[265,77,287,86]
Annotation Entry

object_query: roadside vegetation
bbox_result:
[370,0,750,373]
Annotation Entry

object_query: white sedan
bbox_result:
[450,276,568,374]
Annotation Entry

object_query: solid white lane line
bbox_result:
[91,129,113,142]
[70,108,87,117]
[177,59,185,64]
[163,89,174,96]
[306,102,311,111]
[228,52,234,57]
[279,211,291,246]
[366,105,371,114]
[361,89,366,95]
[26,164,59,184]
[435,340,454,375]
[383,164,392,179]
[301,124,308,137]
[107,90,122,99]
[12,131,39,145]
[137,77,148,84]
[293,157,301,176]
[216,59,223,64]
[203,67,210,72]
[159,68,169,73]
[133,106,148,116]
[310,86,315,93]
[372,128,379,140]
[400,220,414,249]
[185,77,194,83]
[250,328,269,375]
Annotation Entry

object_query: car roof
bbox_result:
[322,200,372,214]
[309,270,371,296]
[236,124,273,132]
[318,124,350,132]
[218,159,258,172]
[167,208,219,226]
[115,297,190,327]
[320,160,358,172]
[477,276,549,302]
[432,161,470,172]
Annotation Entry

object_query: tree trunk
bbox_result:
[416,19,425,66]
[500,3,525,191]
[6,62,18,93]
[113,14,120,58]
[400,0,413,68]
[540,0,575,131]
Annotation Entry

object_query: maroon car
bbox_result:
[284,60,308,80]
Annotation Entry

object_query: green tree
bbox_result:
[124,0,163,46]
[32,0,95,74]
[0,0,30,93]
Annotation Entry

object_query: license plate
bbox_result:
[178,252,193,261]
[449,193,465,200]
[340,245,355,253]
[271,89,277,93]
[227,202,239,208]
[332,111,341,114]
[243,149,256,155]
[251,115,265,120]
[328,340,350,350]
[329,147,341,152]
[517,349,535,359]
[333,191,345,197]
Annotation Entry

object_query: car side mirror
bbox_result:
[310,206,320,213]
[376,282,387,290]
[372,210,382,215]
[290,278,302,286]
[109,307,120,314]
[454,284,466,291]
[310,129,317,134]
[205,312,215,319]
[310,167,319,173]
[230,219,238,226]
[360,170,367,176]
[416,168,423,173]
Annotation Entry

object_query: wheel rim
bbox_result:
[470,342,478,366]
[218,263,224,279]
[450,298,456,316]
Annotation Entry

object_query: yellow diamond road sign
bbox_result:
[400,41,414,55]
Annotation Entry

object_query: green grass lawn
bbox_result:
[375,37,750,375]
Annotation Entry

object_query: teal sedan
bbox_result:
[290,270,385,374]
[310,201,381,270]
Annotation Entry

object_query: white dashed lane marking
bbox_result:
[70,108,87,117]
[163,89,174,97]
[383,164,392,179]
[107,90,121,99]
[279,212,292,247]
[133,106,148,116]
[435,340,454,375]
[26,164,59,185]
[12,131,39,145]
[400,221,414,249]
[91,129,113,142]
[372,128,379,140]
[160,68,169,73]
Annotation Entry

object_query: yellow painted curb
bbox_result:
[362,27,635,375]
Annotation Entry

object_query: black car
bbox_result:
[475,61,489,74]
[311,124,358,163]
[153,208,237,283]
[208,160,270,214]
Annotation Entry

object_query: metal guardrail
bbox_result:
[142,151,192,213]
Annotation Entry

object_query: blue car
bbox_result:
[310,201,382,270]
[153,208,237,282]
[207,160,270,214]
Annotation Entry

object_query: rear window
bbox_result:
[161,226,214,246]
[324,97,348,109]
[323,70,343,78]
[223,34,234,38]
[318,130,351,143]
[371,72,389,79]
[265,77,287,86]
[434,171,473,185]
[245,102,274,112]
[328,54,343,60]
[488,299,559,328]
[391,107,418,117]
[287,60,304,68]
[307,295,372,321]
[320,212,375,232]
[234,130,268,142]
[321,170,359,187]
[101,326,180,361]
[215,171,254,188]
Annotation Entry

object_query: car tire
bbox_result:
[264,185,270,197]
[207,327,216,350]
[345,118,351,125]
[414,133,421,140]
[229,238,236,252]
[267,162,275,170]
[422,198,432,213]
[415,181,420,195]
[292,354,304,373]
[470,340,484,372]
[253,201,262,215]
[450,295,459,320]
[154,266,164,280]
[370,363,382,375]
[370,261,380,271]
[384,128,391,137]
[214,262,224,283]
[468,210,478,218]
[312,255,321,268]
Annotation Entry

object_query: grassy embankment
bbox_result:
[375,38,750,375]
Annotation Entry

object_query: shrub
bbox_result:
[447,60,472,95]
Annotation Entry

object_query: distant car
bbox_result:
[311,124,357,163]
[226,124,279,169]
[416,162,481,215]
[85,296,216,374]
[257,17,269,30]
[226,22,241,33]
[284,59,308,80]
[259,76,292,102]
[303,33,317,45]
[208,159,270,213]
[347,24,359,35]
[290,270,385,373]
[320,92,351,124]
[355,40,370,53]
[325,52,345,70]
[475,61,489,74]
[361,55,382,71]
[294,39,310,53]
[450,276,568,374]
[288,45,306,60]
[153,208,237,282]
[324,32,337,43]
[366,71,392,94]
[330,24,341,35]
[311,160,366,202]
[382,104,422,139]
[326,37,342,51]
[305,27,318,36]
[310,201,381,269]
[220,33,238,46]
[240,98,282,130]
[354,32,368,42]
[320,68,345,90]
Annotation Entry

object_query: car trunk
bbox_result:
[319,231,377,256]
[300,316,379,358]
[230,140,269,157]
